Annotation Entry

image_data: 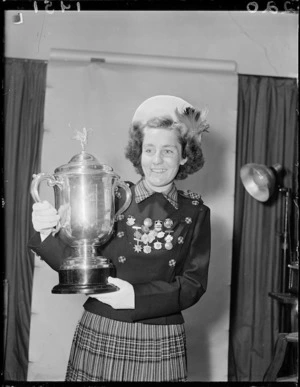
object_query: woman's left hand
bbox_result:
[90,277,135,309]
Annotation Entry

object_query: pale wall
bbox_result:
[5,11,298,77]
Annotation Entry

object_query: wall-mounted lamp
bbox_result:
[240,163,283,202]
[240,162,298,294]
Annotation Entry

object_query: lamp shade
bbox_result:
[240,163,282,202]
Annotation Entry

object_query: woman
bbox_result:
[28,95,211,382]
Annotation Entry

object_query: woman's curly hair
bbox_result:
[125,107,208,180]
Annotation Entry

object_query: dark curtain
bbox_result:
[4,58,47,380]
[228,75,298,381]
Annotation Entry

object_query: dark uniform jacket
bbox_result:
[28,179,211,325]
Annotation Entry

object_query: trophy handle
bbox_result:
[114,181,132,219]
[30,172,63,203]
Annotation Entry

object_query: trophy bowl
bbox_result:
[31,150,132,294]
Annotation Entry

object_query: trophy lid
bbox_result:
[54,151,115,175]
[54,128,117,175]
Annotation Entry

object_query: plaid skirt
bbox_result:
[66,310,187,382]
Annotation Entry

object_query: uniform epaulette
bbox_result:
[178,189,204,204]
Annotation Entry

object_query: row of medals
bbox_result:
[126,216,175,253]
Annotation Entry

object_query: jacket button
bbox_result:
[118,256,126,263]
[178,236,184,244]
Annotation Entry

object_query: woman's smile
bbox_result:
[141,127,187,192]
[151,168,167,173]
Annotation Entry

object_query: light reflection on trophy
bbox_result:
[31,128,132,294]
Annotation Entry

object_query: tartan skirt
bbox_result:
[66,310,187,382]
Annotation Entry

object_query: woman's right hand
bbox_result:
[32,200,60,239]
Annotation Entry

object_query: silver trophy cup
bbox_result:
[31,150,132,294]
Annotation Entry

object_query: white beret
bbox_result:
[132,95,194,125]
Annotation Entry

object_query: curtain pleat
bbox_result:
[228,75,298,381]
[4,58,47,380]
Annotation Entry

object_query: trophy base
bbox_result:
[52,283,118,294]
[52,266,118,294]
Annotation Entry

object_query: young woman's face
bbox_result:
[141,127,187,191]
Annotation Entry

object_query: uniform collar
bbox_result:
[135,179,178,209]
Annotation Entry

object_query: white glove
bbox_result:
[32,200,60,240]
[90,277,135,309]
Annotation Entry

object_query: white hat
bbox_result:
[132,95,209,140]
[132,95,193,125]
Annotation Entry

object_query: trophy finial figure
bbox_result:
[72,127,93,151]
